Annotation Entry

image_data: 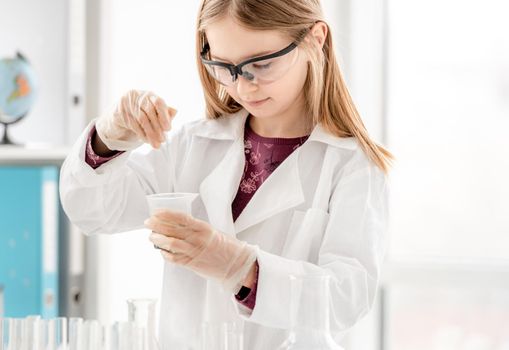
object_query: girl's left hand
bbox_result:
[144,210,258,293]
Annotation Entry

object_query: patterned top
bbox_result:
[231,117,309,222]
[85,117,310,310]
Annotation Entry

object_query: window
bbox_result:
[383,2,509,349]
[386,0,509,260]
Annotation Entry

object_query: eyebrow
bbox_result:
[211,49,275,63]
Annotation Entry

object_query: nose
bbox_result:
[236,75,258,97]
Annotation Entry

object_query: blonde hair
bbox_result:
[195,0,394,174]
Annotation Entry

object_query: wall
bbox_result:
[0,0,68,146]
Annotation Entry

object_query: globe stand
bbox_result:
[1,124,16,145]
[0,114,25,146]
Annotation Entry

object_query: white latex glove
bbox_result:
[95,90,177,151]
[145,210,258,294]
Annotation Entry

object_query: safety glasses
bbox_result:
[200,31,308,86]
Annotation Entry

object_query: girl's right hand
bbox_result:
[95,90,177,151]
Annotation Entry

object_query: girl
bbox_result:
[60,0,394,348]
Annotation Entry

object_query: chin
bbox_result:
[245,108,276,120]
[244,102,281,118]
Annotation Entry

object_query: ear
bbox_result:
[309,21,328,49]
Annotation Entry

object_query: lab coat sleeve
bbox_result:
[234,161,389,334]
[59,119,181,235]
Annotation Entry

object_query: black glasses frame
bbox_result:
[200,41,299,84]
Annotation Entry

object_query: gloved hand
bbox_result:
[95,90,177,151]
[144,210,258,294]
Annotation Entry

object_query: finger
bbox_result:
[145,218,189,240]
[148,97,168,144]
[160,249,193,264]
[125,109,149,143]
[149,95,171,132]
[160,249,178,263]
[147,209,188,228]
[136,92,164,144]
[153,209,193,227]
[151,209,214,233]
[142,95,165,139]
[168,106,177,118]
[149,232,172,246]
[168,106,178,124]
[138,108,162,148]
[153,242,175,254]
[154,210,211,233]
[149,232,194,255]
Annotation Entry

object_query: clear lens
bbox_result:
[203,45,299,87]
[203,64,235,86]
[243,46,299,84]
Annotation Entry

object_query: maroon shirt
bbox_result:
[232,118,309,221]
[85,117,309,310]
[85,125,124,167]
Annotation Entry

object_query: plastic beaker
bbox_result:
[146,193,199,215]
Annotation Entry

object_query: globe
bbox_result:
[0,52,38,145]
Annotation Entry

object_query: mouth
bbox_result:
[244,98,270,108]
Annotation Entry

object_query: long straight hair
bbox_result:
[195,0,394,174]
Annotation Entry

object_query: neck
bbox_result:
[248,113,311,138]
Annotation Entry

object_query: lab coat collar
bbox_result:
[197,109,357,235]
[198,131,306,235]
[193,108,358,150]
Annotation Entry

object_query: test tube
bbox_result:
[0,318,11,350]
[0,285,4,318]
[0,318,27,350]
[52,317,68,350]
[83,320,101,350]
[68,317,84,350]
[101,323,114,350]
[25,315,42,350]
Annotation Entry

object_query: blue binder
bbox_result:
[0,166,59,318]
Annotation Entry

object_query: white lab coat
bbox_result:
[59,108,388,350]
